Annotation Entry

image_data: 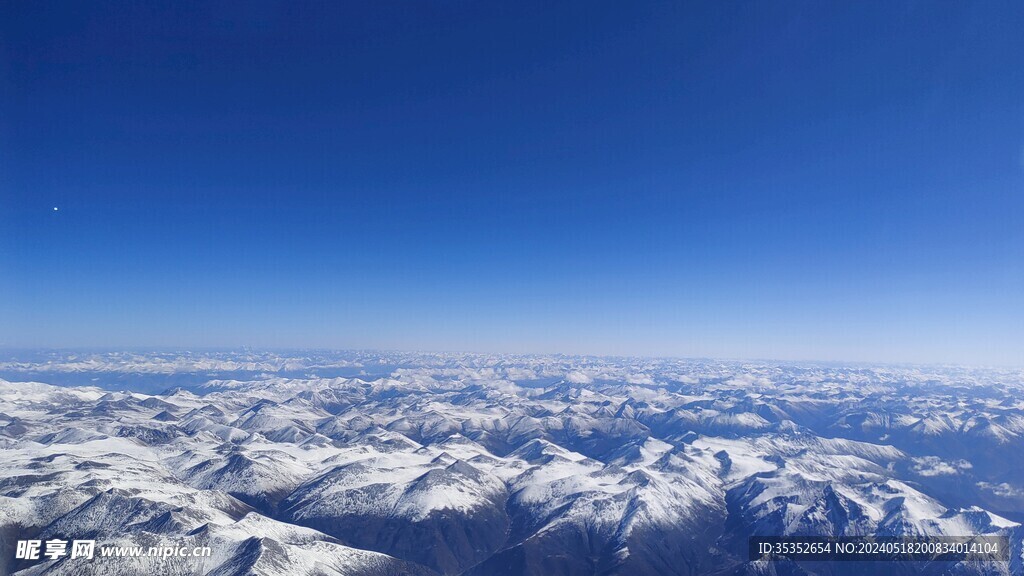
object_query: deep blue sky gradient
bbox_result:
[2,1,1023,364]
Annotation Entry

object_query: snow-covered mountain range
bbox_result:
[1,351,1022,575]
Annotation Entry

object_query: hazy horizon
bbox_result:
[1,346,1022,371]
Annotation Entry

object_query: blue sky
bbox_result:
[1,1,1022,365]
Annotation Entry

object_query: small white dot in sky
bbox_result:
[53,207,59,211]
